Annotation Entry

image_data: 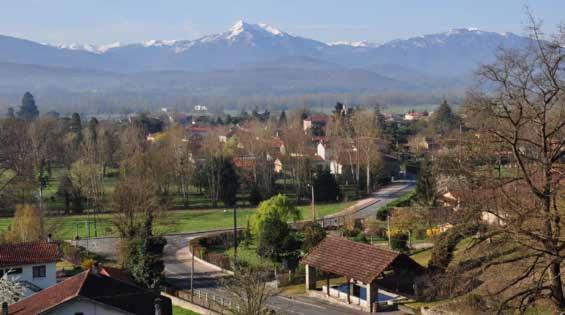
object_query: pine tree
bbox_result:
[17,92,39,120]
[431,100,459,135]
[219,159,240,207]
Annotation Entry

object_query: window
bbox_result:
[33,265,46,278]
[7,268,22,275]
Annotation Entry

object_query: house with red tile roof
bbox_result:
[8,269,172,315]
[0,240,62,297]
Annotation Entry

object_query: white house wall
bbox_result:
[3,262,57,290]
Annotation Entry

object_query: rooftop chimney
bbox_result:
[92,262,100,275]
[2,302,8,315]
[47,233,53,243]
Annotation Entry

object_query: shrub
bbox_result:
[302,223,326,252]
[390,233,409,252]
[81,258,95,270]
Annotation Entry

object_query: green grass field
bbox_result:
[173,306,200,315]
[0,201,353,240]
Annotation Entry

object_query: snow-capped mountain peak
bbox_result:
[226,20,287,40]
[328,40,377,48]
[55,42,121,54]
[142,39,178,47]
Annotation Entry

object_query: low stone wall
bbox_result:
[161,292,220,315]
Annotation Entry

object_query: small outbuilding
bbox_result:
[301,236,424,313]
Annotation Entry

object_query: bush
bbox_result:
[314,167,341,202]
[352,232,370,244]
[302,223,326,252]
[81,258,95,270]
[248,184,264,206]
[390,233,409,252]
[376,192,416,221]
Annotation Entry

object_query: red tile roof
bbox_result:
[9,269,172,315]
[0,241,61,268]
[301,236,422,284]
[304,114,328,122]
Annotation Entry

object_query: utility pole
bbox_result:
[387,213,392,249]
[311,184,316,221]
[191,244,195,300]
[233,206,238,271]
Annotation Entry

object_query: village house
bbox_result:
[404,111,429,121]
[303,114,328,135]
[8,269,173,315]
[0,240,62,297]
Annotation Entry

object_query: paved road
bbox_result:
[76,182,414,314]
[353,181,415,220]
[164,234,390,315]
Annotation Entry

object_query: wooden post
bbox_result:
[305,264,317,290]
[326,274,330,296]
[366,282,378,313]
[347,279,351,304]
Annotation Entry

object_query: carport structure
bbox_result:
[301,236,424,313]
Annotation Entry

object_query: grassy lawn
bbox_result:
[173,306,200,315]
[297,201,356,221]
[0,201,353,240]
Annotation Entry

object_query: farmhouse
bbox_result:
[8,269,172,315]
[0,240,61,297]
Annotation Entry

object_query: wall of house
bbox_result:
[3,262,57,289]
[317,143,326,160]
[46,299,127,315]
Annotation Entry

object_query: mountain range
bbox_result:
[0,20,533,112]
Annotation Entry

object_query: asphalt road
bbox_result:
[164,234,376,315]
[352,181,415,220]
[76,181,414,314]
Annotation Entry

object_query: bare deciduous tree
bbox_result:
[439,17,564,312]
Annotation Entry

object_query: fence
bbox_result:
[165,288,240,315]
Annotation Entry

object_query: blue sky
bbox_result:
[1,0,564,45]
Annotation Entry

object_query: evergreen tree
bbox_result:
[334,102,344,115]
[415,157,437,207]
[313,167,341,202]
[431,100,460,135]
[88,118,99,143]
[219,159,240,207]
[17,92,39,120]
[225,114,234,125]
[278,110,287,127]
[257,215,298,262]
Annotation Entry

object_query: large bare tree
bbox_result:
[436,18,564,313]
